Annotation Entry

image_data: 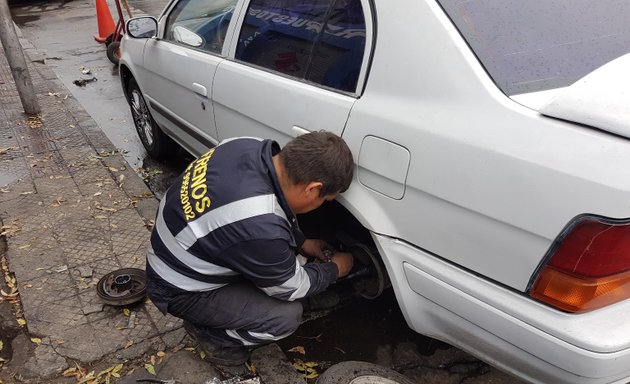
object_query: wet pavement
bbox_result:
[9,0,183,199]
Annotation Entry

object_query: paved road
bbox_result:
[8,1,524,383]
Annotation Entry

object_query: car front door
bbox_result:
[212,0,372,145]
[141,0,240,154]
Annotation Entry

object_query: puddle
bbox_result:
[279,288,450,364]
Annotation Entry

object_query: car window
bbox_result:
[437,0,630,96]
[165,0,237,54]
[235,0,367,93]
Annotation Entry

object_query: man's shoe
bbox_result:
[183,321,250,366]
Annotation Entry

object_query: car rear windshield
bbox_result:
[437,0,630,95]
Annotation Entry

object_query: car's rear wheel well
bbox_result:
[299,200,390,299]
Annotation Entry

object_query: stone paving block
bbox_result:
[27,150,68,178]
[50,323,107,362]
[79,288,115,322]
[49,132,88,152]
[33,175,76,197]
[90,306,160,354]
[69,255,121,294]
[111,208,151,255]
[23,340,69,378]
[161,327,188,349]
[0,159,28,190]
[133,196,159,222]
[69,157,117,185]
[14,124,58,155]
[54,212,111,241]
[21,286,88,336]
[58,145,96,164]
[0,193,42,221]
[60,238,114,268]
[24,343,68,378]
[116,250,147,270]
[145,301,183,335]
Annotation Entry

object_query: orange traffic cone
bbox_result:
[94,0,116,43]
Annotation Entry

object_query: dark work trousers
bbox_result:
[166,281,303,348]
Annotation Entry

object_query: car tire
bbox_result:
[106,41,121,65]
[127,78,177,158]
[316,362,415,384]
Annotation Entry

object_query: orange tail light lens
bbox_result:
[529,216,630,313]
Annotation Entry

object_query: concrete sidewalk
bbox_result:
[0,29,305,384]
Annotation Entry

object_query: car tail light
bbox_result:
[529,215,630,313]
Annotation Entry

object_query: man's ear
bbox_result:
[304,181,323,197]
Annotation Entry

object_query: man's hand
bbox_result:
[331,252,353,278]
[300,239,334,261]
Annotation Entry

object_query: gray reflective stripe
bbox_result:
[224,329,293,346]
[176,194,288,249]
[225,329,256,346]
[147,246,226,292]
[261,261,311,301]
[156,196,237,277]
[249,330,293,341]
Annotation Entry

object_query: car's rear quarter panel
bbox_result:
[342,0,630,291]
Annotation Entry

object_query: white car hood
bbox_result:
[512,53,630,138]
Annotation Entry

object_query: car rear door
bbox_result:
[141,0,240,154]
[212,0,373,145]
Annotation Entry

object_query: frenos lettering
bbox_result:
[180,148,214,220]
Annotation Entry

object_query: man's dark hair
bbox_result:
[280,131,354,196]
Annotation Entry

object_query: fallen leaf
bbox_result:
[123,308,130,317]
[144,364,156,375]
[288,346,306,355]
[17,318,26,326]
[156,351,165,357]
[199,351,206,360]
[108,167,119,172]
[124,340,133,349]
[305,371,319,379]
[24,284,33,288]
[62,367,78,377]
[0,340,3,351]
[150,355,156,365]
[18,244,31,249]
[31,337,42,344]
[246,361,257,375]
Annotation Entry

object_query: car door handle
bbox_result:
[291,126,311,137]
[192,83,207,97]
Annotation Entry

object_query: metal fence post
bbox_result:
[0,0,40,115]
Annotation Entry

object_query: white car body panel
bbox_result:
[374,233,630,384]
[119,0,630,382]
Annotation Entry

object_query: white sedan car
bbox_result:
[119,1,630,383]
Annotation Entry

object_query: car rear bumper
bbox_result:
[373,234,630,384]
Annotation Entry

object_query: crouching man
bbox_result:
[145,132,355,365]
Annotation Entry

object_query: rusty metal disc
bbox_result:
[96,268,147,306]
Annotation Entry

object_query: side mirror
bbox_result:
[172,26,204,47]
[126,17,158,39]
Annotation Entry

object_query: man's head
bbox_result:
[275,131,354,214]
